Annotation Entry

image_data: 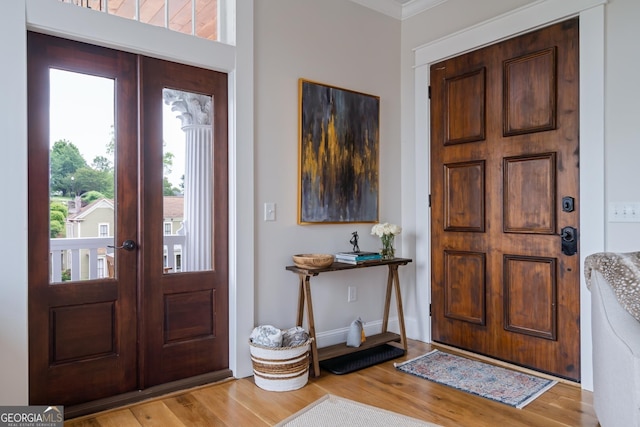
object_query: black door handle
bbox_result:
[560,227,577,256]
[108,239,137,251]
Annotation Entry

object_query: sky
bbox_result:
[49,68,186,188]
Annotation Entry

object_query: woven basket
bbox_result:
[249,338,311,392]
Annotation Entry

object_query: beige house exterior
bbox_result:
[65,198,114,279]
[163,196,185,236]
[63,196,184,279]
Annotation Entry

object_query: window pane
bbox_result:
[49,69,116,283]
[97,257,105,278]
[139,0,166,32]
[162,88,213,273]
[195,0,218,40]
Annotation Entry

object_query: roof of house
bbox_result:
[163,196,185,219]
[67,198,114,221]
[67,196,184,220]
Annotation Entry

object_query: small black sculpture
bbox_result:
[349,231,360,253]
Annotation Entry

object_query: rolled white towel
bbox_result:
[250,325,283,347]
[282,326,309,347]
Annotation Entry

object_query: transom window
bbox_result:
[57,0,220,41]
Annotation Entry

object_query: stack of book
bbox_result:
[334,251,382,264]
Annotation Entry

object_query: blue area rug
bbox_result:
[395,349,556,408]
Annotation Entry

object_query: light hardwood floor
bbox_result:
[64,340,599,426]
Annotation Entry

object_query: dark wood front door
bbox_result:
[28,33,139,405]
[139,57,229,388]
[28,33,229,407]
[430,19,580,381]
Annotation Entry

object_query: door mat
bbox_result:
[394,349,557,408]
[320,344,405,375]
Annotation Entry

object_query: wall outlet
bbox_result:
[347,286,357,302]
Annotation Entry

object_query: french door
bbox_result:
[139,56,229,388]
[28,33,229,407]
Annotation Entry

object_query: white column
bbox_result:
[164,90,213,271]
[183,124,213,271]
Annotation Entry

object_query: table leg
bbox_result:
[392,265,407,350]
[296,275,305,327]
[303,275,320,377]
[382,266,394,333]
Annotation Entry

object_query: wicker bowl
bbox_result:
[292,254,334,269]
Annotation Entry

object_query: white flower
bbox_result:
[388,223,402,235]
[371,222,402,237]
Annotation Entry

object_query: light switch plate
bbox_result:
[264,202,276,221]
[608,202,640,222]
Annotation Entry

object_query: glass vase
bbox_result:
[380,234,395,260]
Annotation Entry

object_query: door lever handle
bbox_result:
[561,228,574,241]
[108,239,137,251]
[560,226,578,256]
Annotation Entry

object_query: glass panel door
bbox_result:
[140,56,228,387]
[28,32,139,407]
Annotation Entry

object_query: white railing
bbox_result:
[50,235,185,282]
[50,237,113,282]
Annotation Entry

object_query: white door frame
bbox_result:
[24,0,255,380]
[413,0,606,390]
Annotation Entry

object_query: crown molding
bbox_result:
[401,0,449,19]
[350,0,449,20]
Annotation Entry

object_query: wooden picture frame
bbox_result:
[298,79,379,224]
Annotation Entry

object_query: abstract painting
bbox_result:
[298,79,379,224]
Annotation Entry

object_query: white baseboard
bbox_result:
[314,316,423,348]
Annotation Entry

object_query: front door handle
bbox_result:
[560,226,578,256]
[108,239,137,251]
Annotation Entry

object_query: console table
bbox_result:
[285,257,412,377]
